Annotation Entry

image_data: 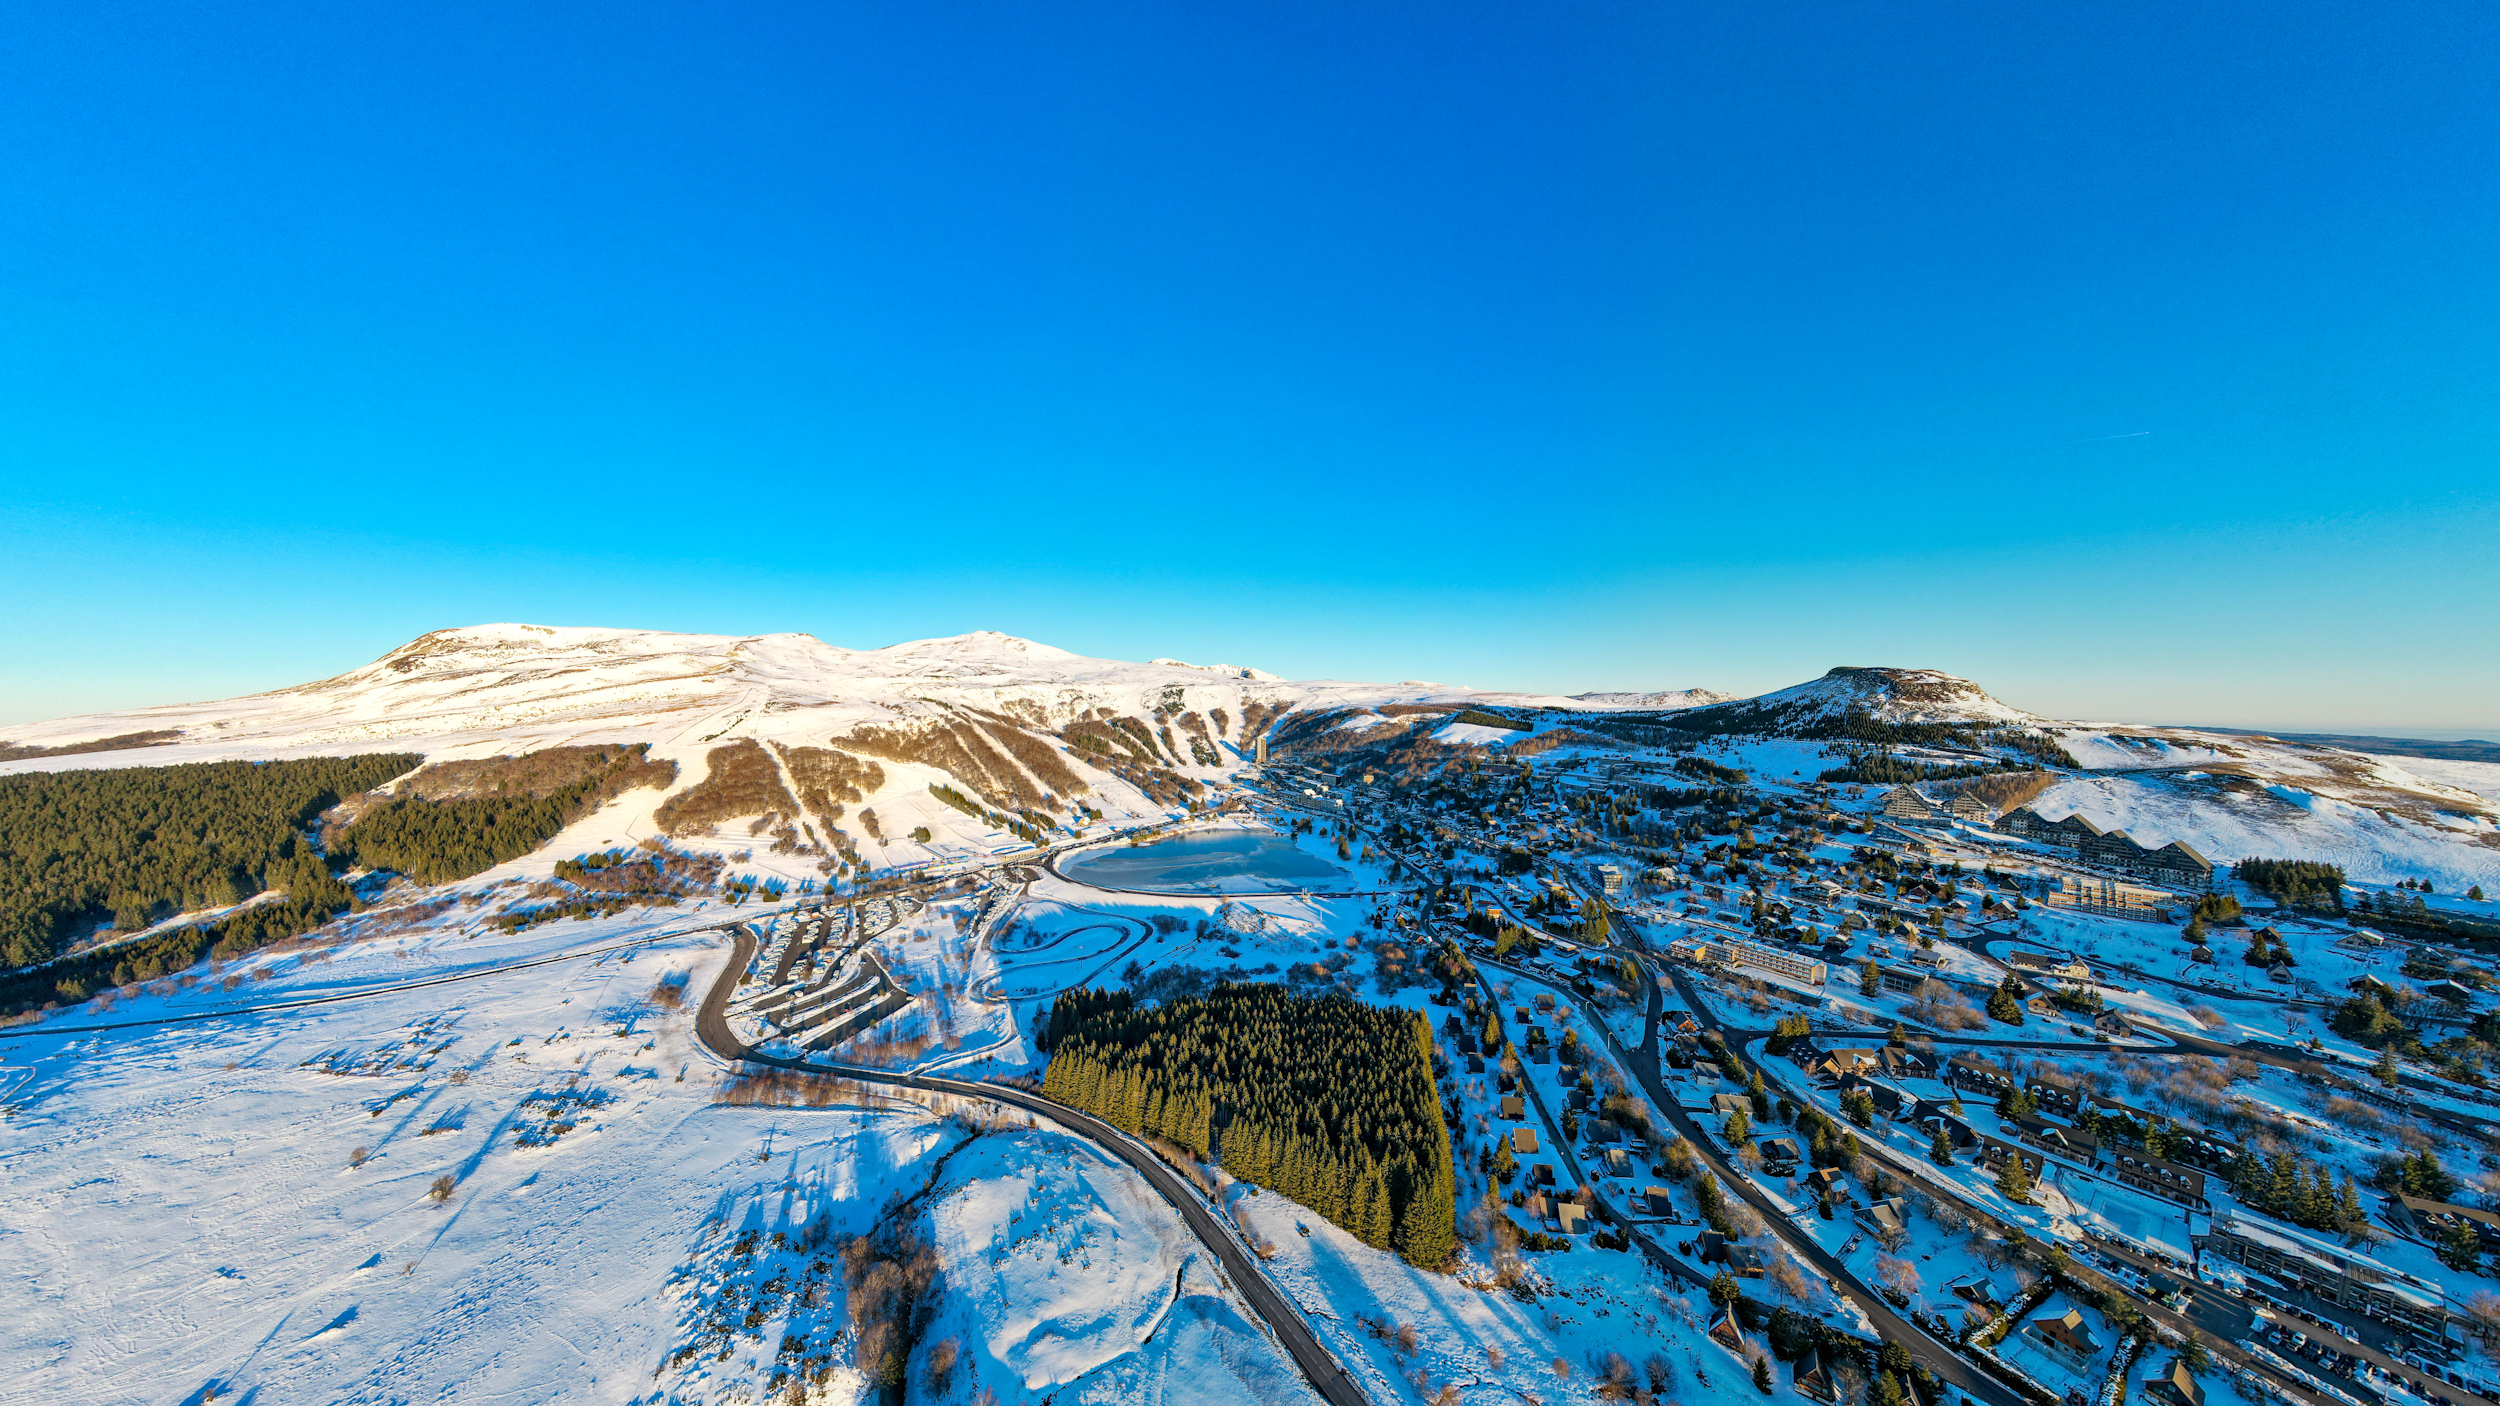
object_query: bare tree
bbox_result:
[1875,1253,1922,1302]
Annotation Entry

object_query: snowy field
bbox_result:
[0,912,1327,1405]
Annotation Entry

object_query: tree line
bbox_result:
[2234,858,2346,911]
[330,745,673,885]
[1039,982,1457,1268]
[0,752,418,970]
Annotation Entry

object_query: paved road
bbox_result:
[696,928,1373,1406]
[1676,968,2480,1406]
[1473,949,2027,1406]
[1627,965,2031,1406]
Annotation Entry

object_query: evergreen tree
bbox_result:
[1997,1151,2033,1204]
[1354,1166,1392,1250]
[1860,960,1881,997]
[1930,1127,1955,1167]
[1753,1356,1774,1394]
[2439,1217,2482,1273]
[2338,1174,2367,1237]
[1873,1372,1906,1406]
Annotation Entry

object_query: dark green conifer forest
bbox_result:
[0,753,419,969]
[330,744,671,884]
[1041,982,1458,1268]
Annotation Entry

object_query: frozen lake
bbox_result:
[1057,830,1350,893]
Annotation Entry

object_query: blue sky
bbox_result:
[2,2,2493,734]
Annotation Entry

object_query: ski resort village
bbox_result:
[6,624,2500,1406]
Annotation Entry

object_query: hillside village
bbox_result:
[3,628,2499,1406]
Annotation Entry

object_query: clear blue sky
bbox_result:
[2,2,2493,734]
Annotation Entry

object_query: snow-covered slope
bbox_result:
[6,627,2489,886]
[1675,665,2042,731]
[1564,688,1735,710]
[2014,725,2500,888]
[0,624,1491,770]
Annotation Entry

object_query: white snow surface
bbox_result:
[0,913,1317,1405]
[1563,688,1736,711]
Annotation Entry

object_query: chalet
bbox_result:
[1642,1185,1675,1216]
[2013,1113,2099,1164]
[1500,1095,1525,1120]
[1709,1301,1746,1351]
[1588,1119,1625,1145]
[1919,1111,1980,1153]
[1946,1055,2016,1098]
[1603,1147,1635,1178]
[1882,787,1947,823]
[1805,1166,1849,1197]
[1524,1190,1553,1222]
[1710,1092,1752,1119]
[2428,980,2478,1006]
[1555,1200,1589,1235]
[1794,1347,1839,1404]
[1510,1127,1540,1155]
[1955,1278,2012,1332]
[1977,1135,2046,1181]
[2105,1148,2207,1207]
[2083,1095,2240,1170]
[2078,829,2215,890]
[1996,807,2104,849]
[1877,965,1930,996]
[1813,1048,1882,1081]
[2024,1306,2102,1371]
[2142,1360,2206,1406]
[1877,1047,1937,1080]
[1948,793,1997,824]
[1856,1197,1909,1240]
[1568,1087,1591,1111]
[2023,1077,2087,1119]
[2390,1194,2500,1256]
[1858,1080,1916,1123]
[2094,1008,2132,1037]
[2007,949,2092,984]
[1531,1162,1556,1186]
[1757,1137,1802,1169]
[1465,1053,1486,1075]
[1531,1045,1553,1065]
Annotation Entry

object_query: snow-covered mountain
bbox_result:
[0,624,1543,868]
[6,628,2494,887]
[1564,688,1736,711]
[0,624,1337,764]
[1671,665,2044,731]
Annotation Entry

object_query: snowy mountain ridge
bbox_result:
[6,623,2494,887]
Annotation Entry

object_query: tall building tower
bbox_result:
[1254,733,1268,766]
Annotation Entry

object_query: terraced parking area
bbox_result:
[732,900,921,1053]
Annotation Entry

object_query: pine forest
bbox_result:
[1040,982,1458,1268]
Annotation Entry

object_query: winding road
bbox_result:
[1475,952,2030,1406]
[695,926,1374,1406]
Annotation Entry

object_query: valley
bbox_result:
[5,626,2500,1406]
